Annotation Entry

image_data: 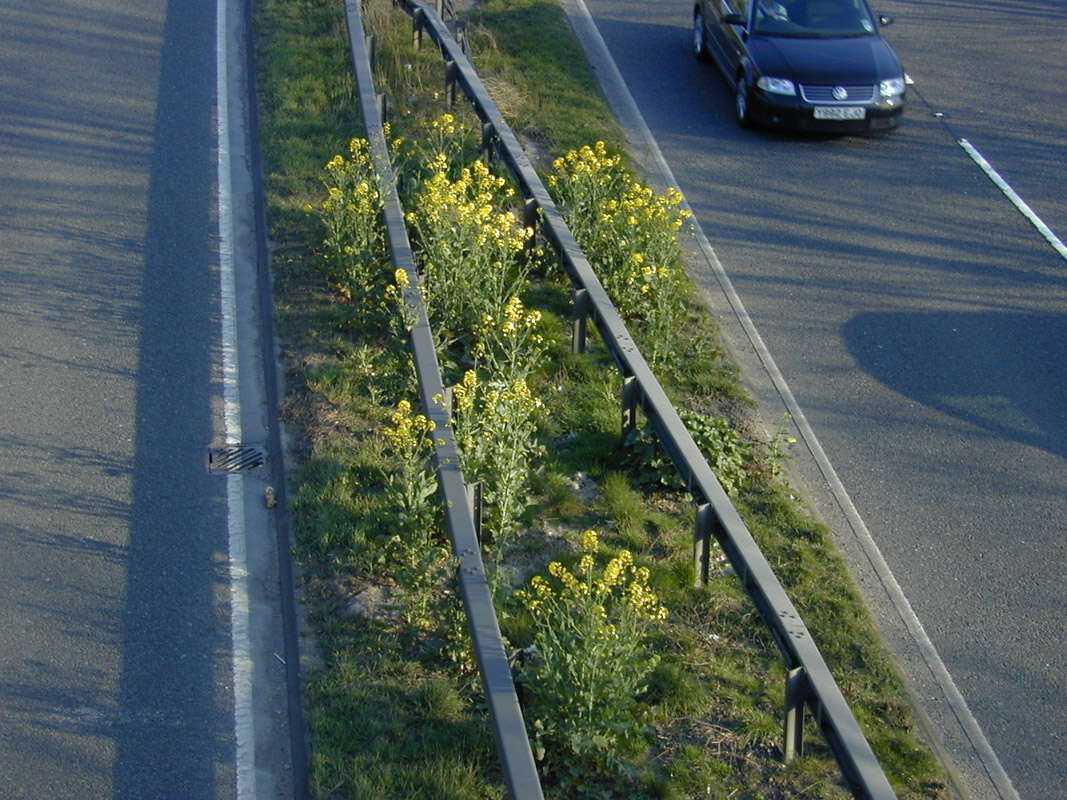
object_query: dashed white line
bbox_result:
[958,138,1067,262]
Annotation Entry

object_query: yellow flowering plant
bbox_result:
[474,295,546,385]
[403,116,533,348]
[380,399,449,627]
[383,266,422,336]
[391,112,479,189]
[546,141,628,245]
[451,369,545,572]
[549,143,693,368]
[513,530,667,785]
[308,137,386,299]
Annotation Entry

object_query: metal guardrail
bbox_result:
[346,0,898,796]
[342,2,545,798]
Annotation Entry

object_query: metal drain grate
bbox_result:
[207,445,265,475]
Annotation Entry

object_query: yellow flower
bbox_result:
[432,112,455,129]
[602,558,624,588]
[580,529,598,552]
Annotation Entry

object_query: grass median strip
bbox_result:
[255,0,948,796]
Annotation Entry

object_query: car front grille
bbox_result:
[799,84,876,104]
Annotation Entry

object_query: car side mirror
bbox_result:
[879,14,894,25]
[723,12,746,25]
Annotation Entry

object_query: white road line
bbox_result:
[216,0,255,796]
[959,138,1067,262]
[560,1,1021,797]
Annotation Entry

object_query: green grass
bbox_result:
[465,0,628,158]
[305,613,500,799]
[254,0,948,797]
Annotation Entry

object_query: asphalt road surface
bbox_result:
[571,1,1065,798]
[0,0,294,797]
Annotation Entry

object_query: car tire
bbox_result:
[693,11,710,62]
[735,74,752,128]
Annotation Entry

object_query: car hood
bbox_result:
[749,35,900,84]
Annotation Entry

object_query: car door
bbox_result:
[709,0,750,80]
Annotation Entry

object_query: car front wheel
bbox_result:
[735,74,752,128]
[693,11,710,61]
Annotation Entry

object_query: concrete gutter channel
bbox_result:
[221,0,308,795]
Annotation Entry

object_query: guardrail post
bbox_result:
[367,34,376,69]
[377,92,388,125]
[412,9,424,49]
[523,197,539,257]
[784,666,806,762]
[442,385,481,543]
[694,502,713,587]
[621,375,639,441]
[571,288,590,353]
[466,480,483,543]
[445,59,458,107]
[481,120,495,163]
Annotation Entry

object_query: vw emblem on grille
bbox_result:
[832,86,849,101]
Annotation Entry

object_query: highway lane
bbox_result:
[573,1,1065,798]
[0,0,293,796]
[887,0,1067,241]
[0,0,230,795]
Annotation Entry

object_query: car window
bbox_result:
[753,0,876,36]
[732,0,751,18]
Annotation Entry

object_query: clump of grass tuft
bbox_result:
[467,0,628,158]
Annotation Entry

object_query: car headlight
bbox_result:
[879,77,906,98]
[757,76,796,96]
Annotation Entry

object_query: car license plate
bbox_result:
[814,106,866,121]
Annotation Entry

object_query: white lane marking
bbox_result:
[959,137,1067,262]
[216,0,255,795]
[561,1,1021,797]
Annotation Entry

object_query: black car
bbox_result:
[693,0,906,132]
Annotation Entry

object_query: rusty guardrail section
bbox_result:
[342,1,545,798]
[347,0,898,796]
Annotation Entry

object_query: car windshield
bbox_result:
[752,0,876,37]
